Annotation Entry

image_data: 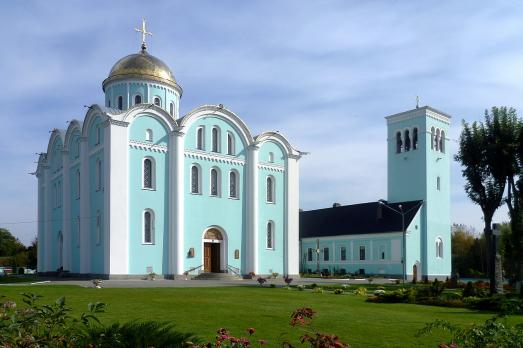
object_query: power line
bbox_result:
[0,215,98,226]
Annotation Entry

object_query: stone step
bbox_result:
[192,272,242,280]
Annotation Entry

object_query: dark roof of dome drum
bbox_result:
[102,48,182,95]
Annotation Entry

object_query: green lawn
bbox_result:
[1,285,522,348]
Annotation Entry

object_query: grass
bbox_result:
[1,285,522,347]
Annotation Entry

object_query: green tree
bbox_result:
[0,228,25,257]
[451,224,486,277]
[26,238,37,270]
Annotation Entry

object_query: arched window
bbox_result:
[266,221,274,249]
[196,127,204,150]
[145,129,153,142]
[76,140,80,159]
[227,132,234,155]
[437,176,441,190]
[135,95,142,105]
[266,176,275,203]
[169,102,174,116]
[440,130,445,153]
[143,210,154,244]
[190,165,201,194]
[431,127,435,150]
[118,96,123,110]
[212,127,220,152]
[229,171,238,198]
[404,129,411,152]
[436,238,443,258]
[154,97,161,107]
[268,152,274,163]
[96,159,102,191]
[143,158,154,189]
[96,210,102,245]
[412,128,418,150]
[210,168,220,196]
[396,131,402,153]
[96,126,101,145]
[435,129,440,151]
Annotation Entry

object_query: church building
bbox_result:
[299,106,451,281]
[36,23,302,278]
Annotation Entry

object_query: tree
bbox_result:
[27,238,37,270]
[451,224,486,277]
[0,228,25,257]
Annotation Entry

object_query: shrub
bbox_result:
[269,283,276,288]
[257,277,267,286]
[284,276,293,285]
[272,272,279,279]
[353,287,367,296]
[313,287,324,294]
[334,289,344,295]
[297,285,305,291]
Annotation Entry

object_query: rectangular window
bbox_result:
[359,246,366,260]
[340,246,347,261]
[323,247,329,261]
[96,160,102,191]
[307,248,313,262]
[379,245,386,260]
[437,176,441,190]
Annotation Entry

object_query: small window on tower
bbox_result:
[135,95,142,105]
[154,97,161,107]
[435,129,440,151]
[413,128,418,150]
[440,130,445,153]
[118,96,123,110]
[404,129,411,152]
[431,127,435,150]
[169,102,174,116]
[396,132,402,153]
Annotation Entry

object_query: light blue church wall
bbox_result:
[105,83,128,110]
[49,137,63,271]
[67,131,81,273]
[128,115,170,274]
[129,82,147,105]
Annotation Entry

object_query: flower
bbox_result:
[290,307,315,327]
[246,327,256,335]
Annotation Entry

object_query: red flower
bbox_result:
[246,327,256,335]
[290,307,316,326]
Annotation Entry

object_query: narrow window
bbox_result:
[76,216,80,248]
[145,129,153,142]
[169,102,174,116]
[379,245,386,260]
[404,129,411,152]
[154,97,161,107]
[340,246,347,261]
[307,248,313,262]
[191,166,200,194]
[135,95,142,105]
[227,132,234,155]
[53,183,57,208]
[107,100,111,108]
[266,222,274,249]
[57,181,62,207]
[118,96,123,110]
[268,152,274,163]
[144,210,154,244]
[212,127,219,152]
[96,210,101,245]
[440,130,445,153]
[143,158,153,189]
[229,171,238,198]
[359,246,366,260]
[210,168,219,196]
[431,127,435,150]
[196,127,204,150]
[96,126,101,145]
[435,129,440,151]
[436,238,443,258]
[323,247,329,261]
[413,128,418,150]
[96,159,102,191]
[266,177,275,203]
[76,169,80,199]
[396,131,402,153]
[437,176,441,190]
[76,140,80,159]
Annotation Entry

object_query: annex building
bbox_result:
[36,24,302,278]
[299,106,452,281]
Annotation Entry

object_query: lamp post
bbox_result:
[378,200,423,284]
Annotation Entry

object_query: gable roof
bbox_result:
[299,200,423,239]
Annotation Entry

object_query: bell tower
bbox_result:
[386,105,451,279]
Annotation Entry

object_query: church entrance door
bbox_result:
[204,243,220,273]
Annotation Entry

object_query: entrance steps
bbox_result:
[192,272,242,280]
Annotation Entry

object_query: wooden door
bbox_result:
[204,243,212,272]
[211,243,220,272]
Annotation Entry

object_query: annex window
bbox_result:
[266,221,274,249]
[268,152,274,163]
[266,176,275,203]
[404,129,411,152]
[229,171,238,198]
[169,102,174,116]
[76,169,80,199]
[340,246,347,261]
[143,158,154,189]
[210,168,220,196]
[96,210,102,245]
[211,127,220,152]
[436,238,443,258]
[96,159,102,191]
[359,246,366,260]
[323,247,329,261]
[196,127,204,150]
[227,132,235,155]
[117,96,123,110]
[431,127,435,150]
[440,130,445,153]
[413,127,418,150]
[143,210,154,244]
[154,97,161,107]
[396,131,402,153]
[190,165,201,194]
[307,248,313,262]
[145,129,153,142]
[135,95,142,105]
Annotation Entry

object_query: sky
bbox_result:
[1,1,522,245]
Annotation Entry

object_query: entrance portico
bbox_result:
[202,227,227,273]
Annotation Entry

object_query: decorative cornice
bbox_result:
[184,150,246,166]
[102,119,129,128]
[288,154,301,160]
[129,140,168,153]
[386,107,451,126]
[258,163,285,173]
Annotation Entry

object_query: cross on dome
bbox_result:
[135,18,153,50]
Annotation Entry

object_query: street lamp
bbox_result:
[378,200,424,284]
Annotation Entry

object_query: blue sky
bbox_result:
[1,1,522,244]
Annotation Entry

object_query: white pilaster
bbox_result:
[61,151,71,271]
[44,166,52,272]
[173,131,185,275]
[247,145,259,274]
[36,170,44,272]
[284,155,300,276]
[79,137,90,274]
[104,119,129,275]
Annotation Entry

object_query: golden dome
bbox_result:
[102,48,182,95]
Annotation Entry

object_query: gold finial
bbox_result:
[416,96,420,108]
[135,18,153,51]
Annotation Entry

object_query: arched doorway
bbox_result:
[202,227,227,273]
